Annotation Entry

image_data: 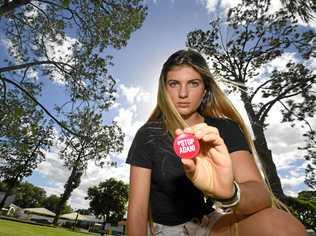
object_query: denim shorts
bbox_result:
[149,211,224,236]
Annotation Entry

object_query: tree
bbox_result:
[187,2,315,199]
[243,0,315,23]
[76,208,90,215]
[53,107,124,224]
[86,178,129,225]
[297,190,316,201]
[13,182,46,208]
[0,0,147,135]
[0,181,6,192]
[0,0,146,223]
[287,191,316,231]
[43,194,72,214]
[0,83,53,209]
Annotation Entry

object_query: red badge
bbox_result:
[173,133,200,159]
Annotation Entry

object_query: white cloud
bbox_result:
[114,84,156,163]
[198,0,282,15]
[119,84,151,105]
[42,35,79,85]
[23,2,43,19]
[198,0,241,14]
[37,151,69,186]
[281,174,305,197]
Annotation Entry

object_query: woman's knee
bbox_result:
[238,208,307,236]
[210,208,307,236]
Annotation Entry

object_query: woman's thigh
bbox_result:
[209,208,307,236]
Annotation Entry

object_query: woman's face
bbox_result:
[165,65,205,117]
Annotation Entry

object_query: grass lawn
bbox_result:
[0,219,97,236]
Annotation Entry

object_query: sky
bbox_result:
[1,0,315,210]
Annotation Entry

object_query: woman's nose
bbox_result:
[179,85,188,98]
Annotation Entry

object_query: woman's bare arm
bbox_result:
[127,165,151,236]
[231,150,272,216]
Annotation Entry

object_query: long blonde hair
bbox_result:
[149,49,288,211]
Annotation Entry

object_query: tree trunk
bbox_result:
[101,214,107,236]
[240,91,287,201]
[53,165,83,225]
[0,176,19,211]
[0,191,9,211]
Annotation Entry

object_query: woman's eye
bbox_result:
[189,81,200,87]
[168,81,178,87]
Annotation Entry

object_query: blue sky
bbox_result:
[1,0,315,209]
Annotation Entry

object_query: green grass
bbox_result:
[0,219,95,236]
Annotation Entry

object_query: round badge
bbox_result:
[173,133,200,159]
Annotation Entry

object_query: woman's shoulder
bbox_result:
[134,120,166,140]
[204,116,238,128]
[205,116,249,153]
[204,116,243,135]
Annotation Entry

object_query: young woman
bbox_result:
[126,50,306,236]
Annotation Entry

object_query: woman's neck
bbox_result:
[182,112,204,126]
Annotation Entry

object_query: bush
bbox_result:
[286,196,316,232]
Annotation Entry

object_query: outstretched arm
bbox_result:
[230,150,271,216]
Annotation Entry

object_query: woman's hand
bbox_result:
[176,123,235,199]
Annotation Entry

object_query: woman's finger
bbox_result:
[175,128,183,136]
[183,126,194,134]
[194,125,219,139]
[181,158,196,178]
[201,133,225,146]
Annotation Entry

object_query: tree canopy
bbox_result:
[43,194,72,214]
[0,83,53,209]
[243,0,316,23]
[13,182,47,208]
[86,178,129,224]
[287,190,316,231]
[0,0,147,134]
[0,0,147,218]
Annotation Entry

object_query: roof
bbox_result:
[23,207,56,217]
[60,212,98,222]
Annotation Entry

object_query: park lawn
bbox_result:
[0,219,95,236]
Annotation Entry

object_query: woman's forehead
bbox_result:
[166,65,202,81]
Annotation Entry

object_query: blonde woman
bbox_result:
[126,50,306,236]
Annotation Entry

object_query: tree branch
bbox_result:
[0,60,75,73]
[243,31,265,76]
[29,2,51,24]
[219,27,239,80]
[249,78,275,102]
[278,99,314,133]
[20,65,31,83]
[258,81,313,123]
[0,76,81,137]
[1,78,7,106]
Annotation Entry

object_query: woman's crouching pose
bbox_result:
[126,49,307,236]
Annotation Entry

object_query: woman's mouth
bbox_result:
[177,102,190,107]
